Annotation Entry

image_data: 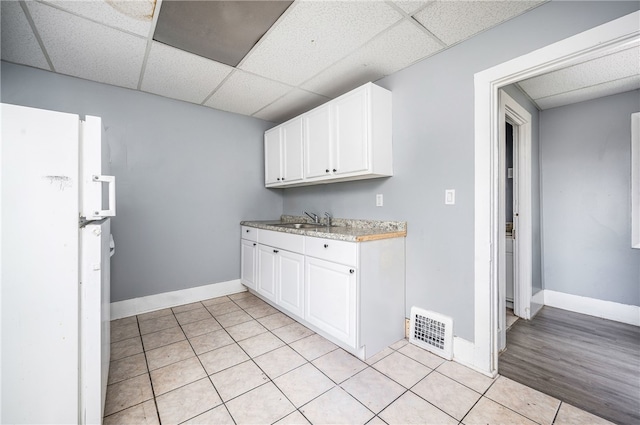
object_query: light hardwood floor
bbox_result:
[499,306,640,425]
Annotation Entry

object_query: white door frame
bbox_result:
[472,11,640,376]
[497,91,532,352]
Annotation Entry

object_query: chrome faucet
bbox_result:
[304,211,319,224]
[324,212,332,227]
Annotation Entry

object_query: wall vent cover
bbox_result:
[409,307,453,360]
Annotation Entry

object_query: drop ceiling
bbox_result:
[1,1,638,122]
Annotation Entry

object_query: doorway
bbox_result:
[473,11,639,375]
[498,90,532,353]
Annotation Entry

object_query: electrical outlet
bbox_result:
[376,194,383,207]
[405,318,410,338]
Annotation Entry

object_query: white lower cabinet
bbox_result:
[257,245,278,303]
[252,229,306,318]
[241,227,405,360]
[305,257,356,348]
[240,239,257,290]
[276,250,305,318]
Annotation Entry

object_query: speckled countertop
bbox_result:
[241,215,407,242]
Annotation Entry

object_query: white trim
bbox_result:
[543,290,640,326]
[531,289,544,318]
[110,279,246,320]
[474,11,640,375]
[632,112,640,249]
[453,336,494,378]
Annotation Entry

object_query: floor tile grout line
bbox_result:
[338,373,409,418]
[107,314,161,423]
[551,401,563,425]
[400,368,463,424]
[149,303,221,424]
[148,307,185,424]
[479,375,553,424]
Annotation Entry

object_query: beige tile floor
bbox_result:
[105,292,614,425]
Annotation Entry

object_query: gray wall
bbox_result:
[1,62,283,302]
[282,1,639,341]
[540,90,640,306]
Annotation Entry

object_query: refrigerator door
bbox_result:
[80,219,112,425]
[81,115,116,219]
[1,103,81,424]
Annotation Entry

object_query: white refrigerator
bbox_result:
[1,103,116,424]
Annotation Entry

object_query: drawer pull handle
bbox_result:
[324,244,328,248]
[273,249,279,253]
[246,229,250,233]
[253,243,256,246]
[325,169,329,173]
[349,269,355,274]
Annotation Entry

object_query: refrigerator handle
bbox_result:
[92,175,116,217]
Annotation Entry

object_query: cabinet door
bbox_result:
[305,257,357,347]
[281,118,304,183]
[240,239,257,290]
[277,250,305,318]
[257,245,278,302]
[265,128,282,185]
[304,105,332,179]
[333,87,369,175]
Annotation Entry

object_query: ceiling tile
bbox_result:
[141,42,233,105]
[0,1,50,70]
[392,1,431,16]
[414,1,544,46]
[518,46,640,100]
[534,75,640,110]
[40,0,155,37]
[239,0,403,86]
[253,89,329,123]
[303,20,443,98]
[153,0,293,67]
[205,70,293,116]
[26,1,147,89]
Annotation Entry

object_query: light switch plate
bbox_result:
[376,194,383,207]
[445,189,455,205]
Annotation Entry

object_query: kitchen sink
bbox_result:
[273,222,322,229]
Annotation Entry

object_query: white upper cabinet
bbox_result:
[265,82,392,188]
[304,105,332,179]
[333,87,369,176]
[264,127,282,185]
[264,118,304,186]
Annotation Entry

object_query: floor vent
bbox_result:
[409,307,453,360]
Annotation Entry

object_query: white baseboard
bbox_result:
[530,289,544,318]
[543,290,640,326]
[111,279,246,320]
[452,336,495,378]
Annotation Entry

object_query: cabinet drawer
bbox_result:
[259,229,304,253]
[305,236,357,266]
[241,226,258,242]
